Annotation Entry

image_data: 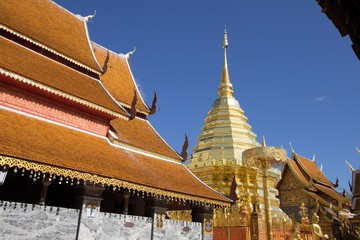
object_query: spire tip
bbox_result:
[223,28,228,49]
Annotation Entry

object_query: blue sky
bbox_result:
[56,1,360,191]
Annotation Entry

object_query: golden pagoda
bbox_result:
[186,30,285,227]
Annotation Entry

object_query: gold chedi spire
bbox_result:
[187,29,285,228]
[218,29,233,97]
[188,29,259,168]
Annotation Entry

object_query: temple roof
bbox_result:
[279,152,348,208]
[0,0,231,208]
[110,117,181,161]
[0,0,102,73]
[92,43,151,115]
[0,36,126,118]
[0,108,231,206]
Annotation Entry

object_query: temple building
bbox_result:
[186,30,287,234]
[0,0,231,239]
[277,151,350,238]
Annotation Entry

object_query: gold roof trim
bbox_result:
[0,24,102,76]
[110,137,182,163]
[0,155,230,207]
[0,67,127,120]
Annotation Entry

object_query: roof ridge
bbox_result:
[0,24,101,75]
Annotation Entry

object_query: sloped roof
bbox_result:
[279,153,347,208]
[0,0,102,73]
[110,118,181,161]
[287,158,317,191]
[92,43,150,115]
[0,109,230,206]
[294,153,333,187]
[0,36,126,118]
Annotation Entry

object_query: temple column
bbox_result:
[74,184,105,240]
[74,184,105,212]
[261,160,273,240]
[123,190,130,215]
[39,176,51,205]
[145,197,168,240]
[250,193,264,240]
[192,205,214,240]
[144,197,167,217]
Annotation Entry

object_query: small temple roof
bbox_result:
[279,153,348,208]
[294,153,333,187]
[287,158,317,191]
[0,109,231,206]
[0,36,126,118]
[0,0,102,73]
[92,43,151,115]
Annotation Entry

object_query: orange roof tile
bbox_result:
[0,36,126,117]
[294,154,333,187]
[314,183,347,203]
[304,191,339,209]
[0,108,230,204]
[286,158,317,191]
[110,118,181,161]
[92,43,150,114]
[0,0,101,72]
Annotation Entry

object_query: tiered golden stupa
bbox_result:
[186,30,286,227]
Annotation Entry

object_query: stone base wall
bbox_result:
[0,201,78,239]
[79,210,152,239]
[0,201,207,240]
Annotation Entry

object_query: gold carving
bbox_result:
[299,202,309,224]
[203,217,213,234]
[0,155,230,207]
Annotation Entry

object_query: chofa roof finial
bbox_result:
[262,135,266,147]
[289,142,295,153]
[83,10,96,22]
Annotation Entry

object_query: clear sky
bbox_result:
[56,1,360,191]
